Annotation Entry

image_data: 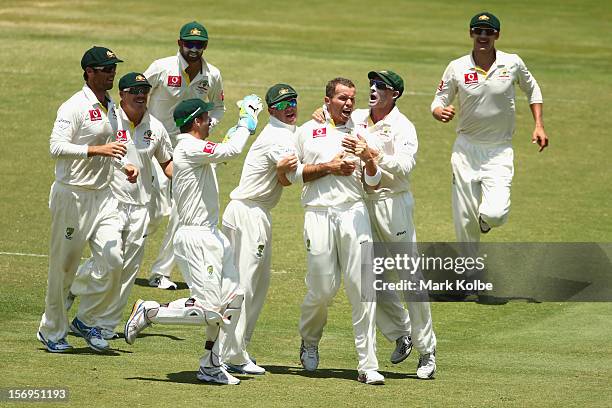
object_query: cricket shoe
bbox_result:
[70,317,109,352]
[197,365,240,385]
[223,360,266,375]
[124,299,152,345]
[148,275,177,290]
[100,329,120,340]
[416,349,436,379]
[390,335,413,364]
[37,331,73,353]
[300,340,319,372]
[479,216,491,234]
[357,370,385,385]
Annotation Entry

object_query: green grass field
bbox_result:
[1,0,611,406]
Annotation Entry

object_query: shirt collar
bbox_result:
[176,51,205,74]
[369,106,398,126]
[117,105,150,128]
[269,115,296,132]
[82,84,112,108]
[322,104,352,131]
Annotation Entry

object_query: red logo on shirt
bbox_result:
[464,72,479,85]
[115,130,128,143]
[312,127,327,138]
[437,80,444,91]
[167,75,182,87]
[203,141,217,154]
[220,90,224,101]
[89,109,102,121]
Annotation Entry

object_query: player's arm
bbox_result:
[300,154,356,182]
[208,70,226,129]
[155,128,174,178]
[377,122,418,180]
[431,63,457,123]
[341,134,381,186]
[516,56,549,152]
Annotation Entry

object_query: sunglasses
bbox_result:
[183,40,205,49]
[92,65,117,73]
[471,27,498,36]
[370,79,393,91]
[272,99,297,110]
[123,86,151,95]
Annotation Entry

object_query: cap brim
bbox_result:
[181,35,208,41]
[368,71,394,88]
[96,58,123,66]
[471,22,498,30]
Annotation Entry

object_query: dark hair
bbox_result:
[325,77,355,98]
[83,70,88,82]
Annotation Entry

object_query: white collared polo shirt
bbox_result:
[431,50,543,144]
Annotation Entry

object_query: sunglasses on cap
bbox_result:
[272,99,297,110]
[370,79,393,91]
[471,27,498,36]
[183,40,206,50]
[92,65,117,73]
[123,86,151,95]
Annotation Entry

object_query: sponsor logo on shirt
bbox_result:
[143,130,154,146]
[464,72,479,85]
[437,80,444,91]
[312,127,327,138]
[203,141,217,154]
[116,130,128,143]
[89,109,102,121]
[167,75,182,87]
[220,90,224,101]
[196,78,209,94]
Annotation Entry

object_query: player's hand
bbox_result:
[433,105,455,123]
[532,126,549,152]
[342,135,376,162]
[89,142,127,159]
[312,107,325,124]
[124,164,139,183]
[237,94,264,134]
[277,154,298,173]
[328,152,356,176]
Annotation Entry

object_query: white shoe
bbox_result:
[224,360,265,375]
[149,276,177,290]
[357,370,385,385]
[300,340,319,371]
[197,366,240,385]
[124,299,152,345]
[100,329,120,340]
[416,349,436,379]
[390,335,413,364]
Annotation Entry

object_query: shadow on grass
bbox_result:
[133,278,189,290]
[263,365,419,381]
[36,346,124,356]
[126,371,255,385]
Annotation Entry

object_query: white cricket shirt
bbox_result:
[172,127,250,228]
[110,106,173,206]
[352,107,418,199]
[50,85,121,190]
[292,118,364,208]
[144,52,225,140]
[431,50,543,144]
[229,116,297,211]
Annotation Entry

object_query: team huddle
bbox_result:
[37,12,549,386]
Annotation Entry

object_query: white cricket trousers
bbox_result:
[39,182,123,341]
[72,202,150,331]
[298,201,379,374]
[147,162,176,279]
[173,226,240,312]
[219,199,272,365]
[367,192,437,354]
[451,135,514,243]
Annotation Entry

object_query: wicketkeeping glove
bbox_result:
[236,94,263,134]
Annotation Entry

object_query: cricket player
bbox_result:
[218,84,300,375]
[431,12,549,244]
[282,78,385,385]
[144,21,226,290]
[347,70,437,379]
[70,72,173,339]
[124,95,263,385]
[38,46,139,353]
